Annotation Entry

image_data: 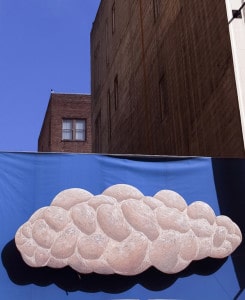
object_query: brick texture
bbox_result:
[91,0,245,157]
[38,93,92,153]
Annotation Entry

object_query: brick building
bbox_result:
[90,0,245,157]
[38,93,92,152]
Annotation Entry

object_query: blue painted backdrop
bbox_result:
[0,153,244,299]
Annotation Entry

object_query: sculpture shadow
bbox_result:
[2,239,226,294]
[212,158,245,299]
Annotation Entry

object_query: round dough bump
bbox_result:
[15,184,242,275]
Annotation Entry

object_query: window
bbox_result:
[114,75,118,110]
[105,19,109,66]
[153,0,160,21]
[107,89,111,141]
[95,113,101,152]
[112,2,115,34]
[159,75,168,121]
[62,119,86,141]
[93,41,101,97]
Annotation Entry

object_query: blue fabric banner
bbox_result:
[0,153,244,299]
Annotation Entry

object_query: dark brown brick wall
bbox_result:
[38,93,92,153]
[91,0,245,157]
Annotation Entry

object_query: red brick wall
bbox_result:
[38,93,92,153]
[91,0,245,157]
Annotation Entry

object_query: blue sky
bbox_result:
[0,0,100,151]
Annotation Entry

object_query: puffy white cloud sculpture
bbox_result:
[15,184,242,275]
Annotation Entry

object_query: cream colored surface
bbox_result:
[15,184,242,275]
[225,0,245,148]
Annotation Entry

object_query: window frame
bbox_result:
[62,118,86,141]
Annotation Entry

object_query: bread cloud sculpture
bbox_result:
[15,184,242,275]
